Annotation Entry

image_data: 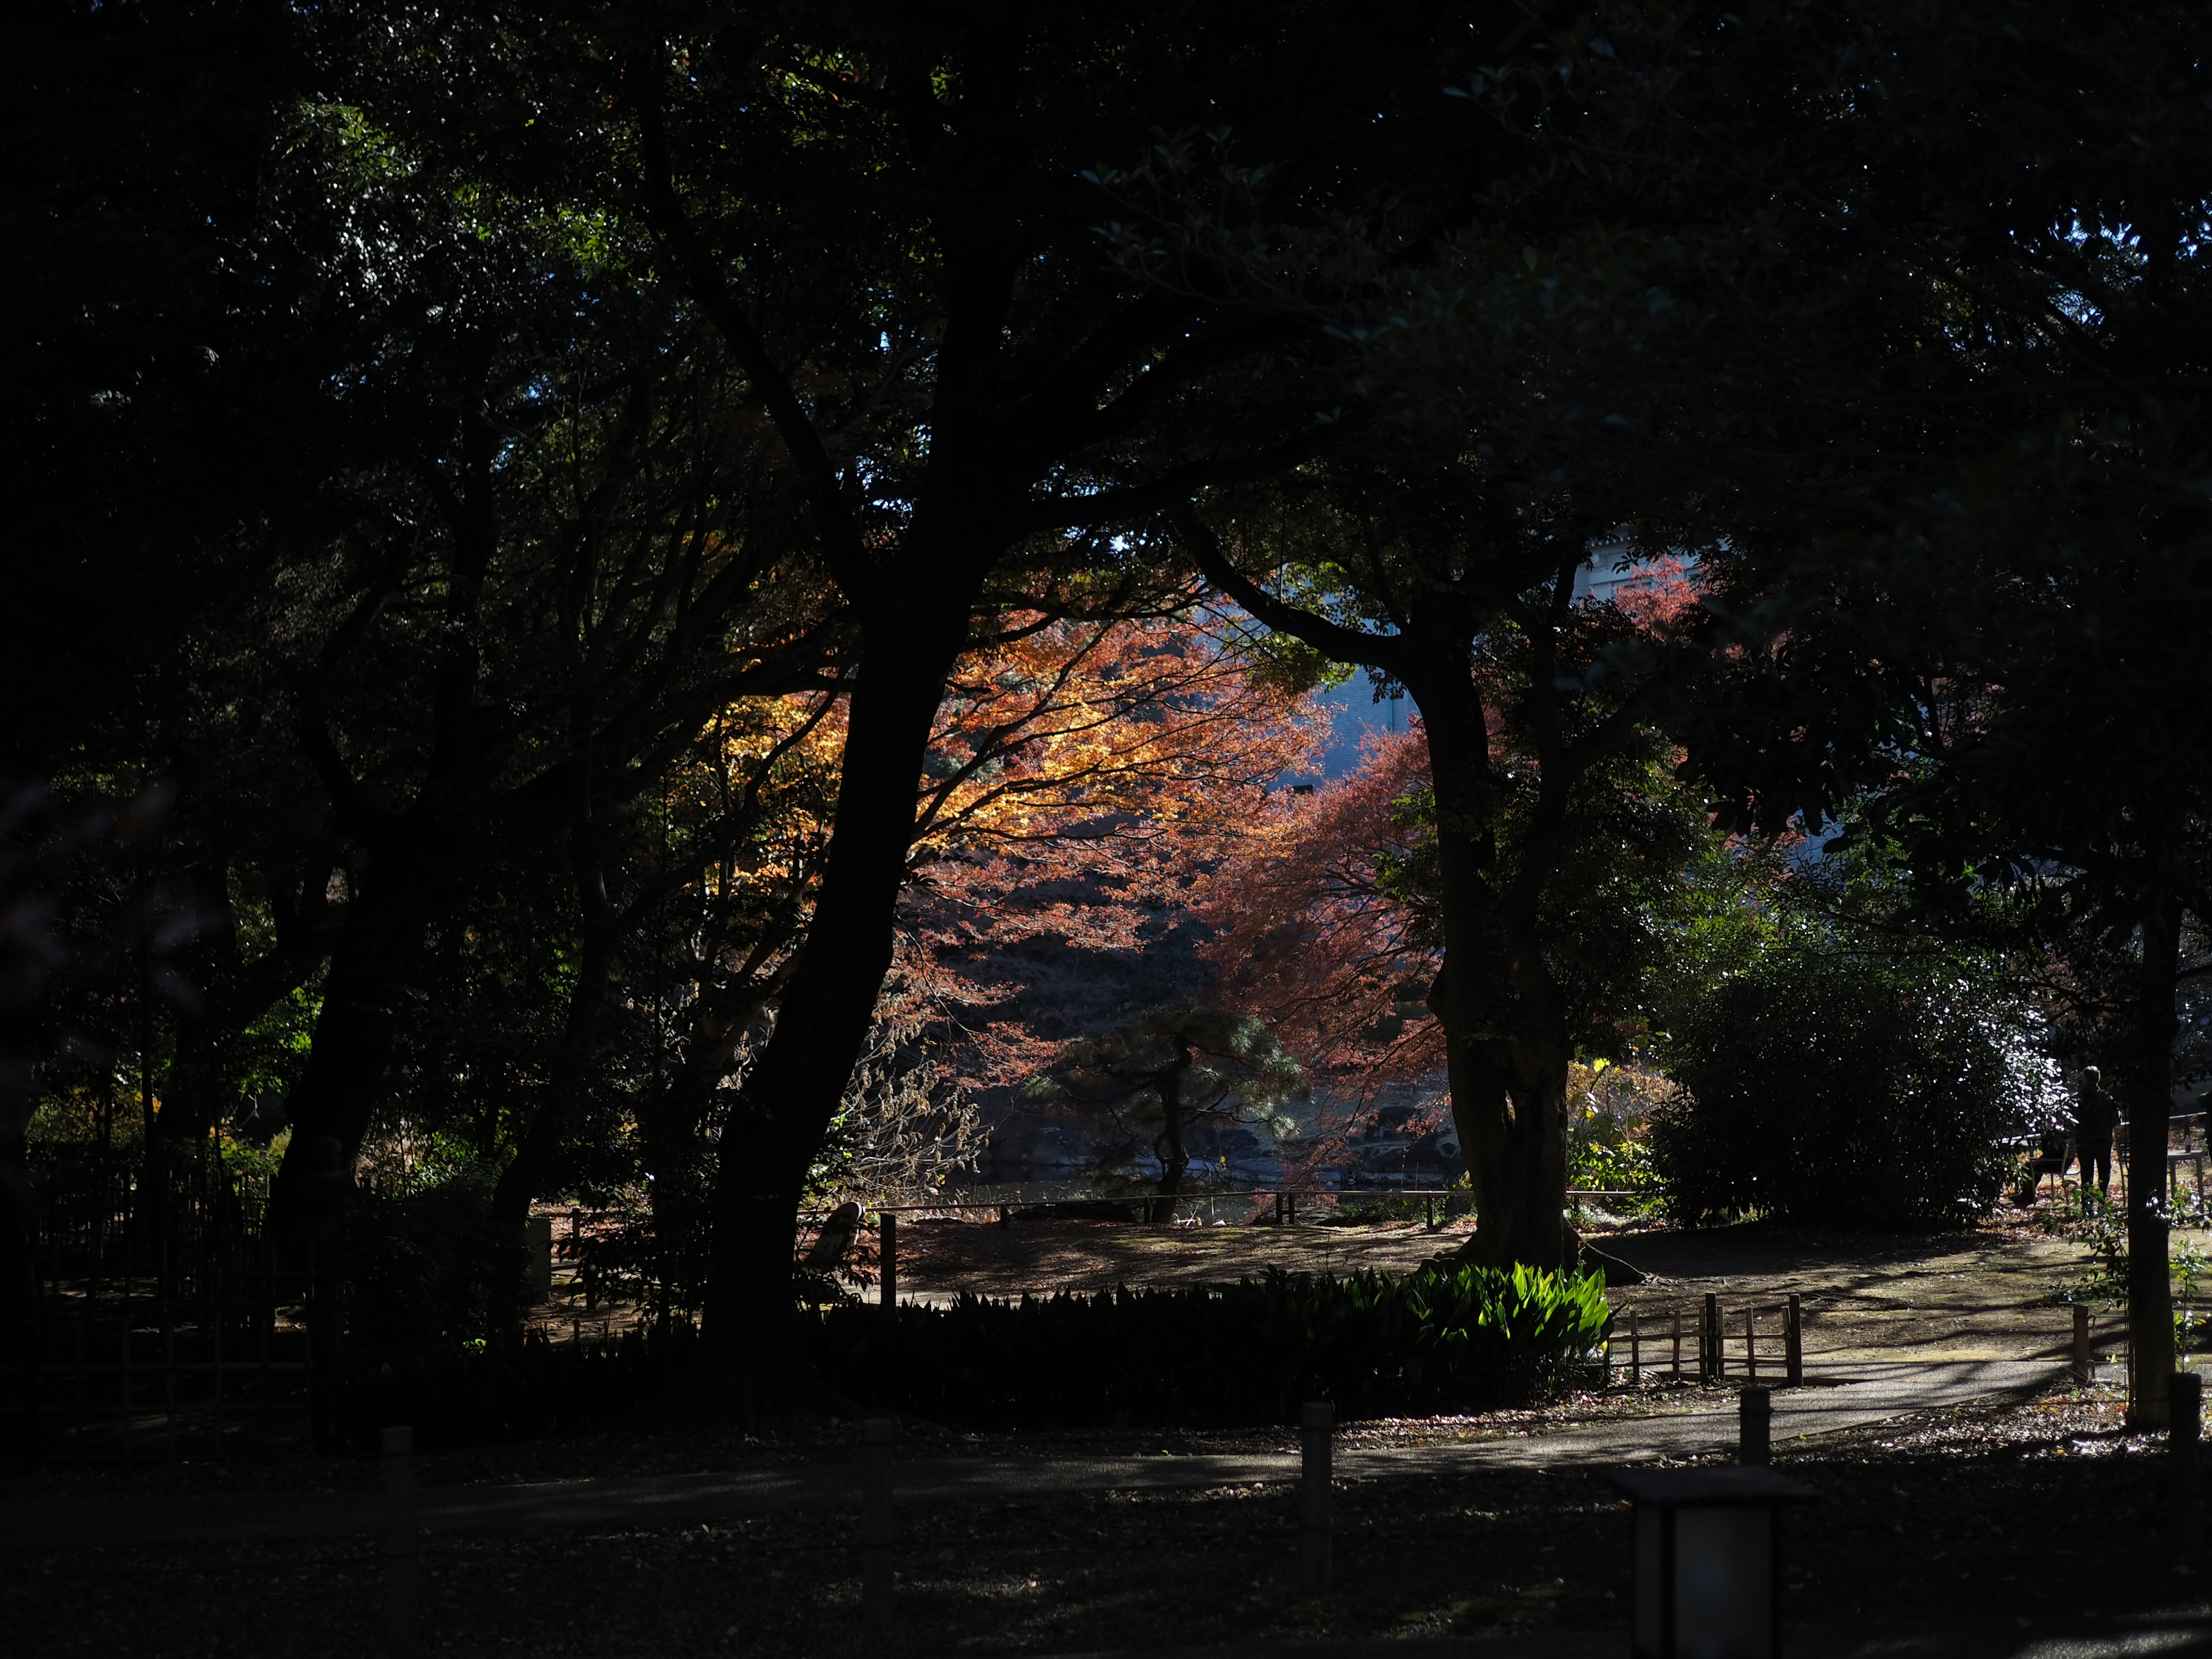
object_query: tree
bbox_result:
[1663,3,2212,1427]
[1194,680,1774,1203]
[612,607,1320,1309]
[1022,1002,1306,1221]
[309,1,1489,1400]
[1176,477,1715,1270]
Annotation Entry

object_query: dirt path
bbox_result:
[888,1215,2099,1365]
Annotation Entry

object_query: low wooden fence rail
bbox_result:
[1605,1293,1806,1387]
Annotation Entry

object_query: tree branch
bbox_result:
[1169,502,1407,674]
[627,84,876,601]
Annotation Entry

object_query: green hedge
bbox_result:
[328,1263,1608,1445]
[1652,949,2032,1226]
[809,1263,1610,1426]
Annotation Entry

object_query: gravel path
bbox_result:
[0,1355,2073,1548]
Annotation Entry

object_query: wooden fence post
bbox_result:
[1301,1400,1334,1596]
[861,1418,895,1633]
[382,1425,420,1652]
[1740,1385,1771,1466]
[878,1213,897,1312]
[2074,1304,2093,1385]
[1628,1310,1641,1384]
[1744,1306,1758,1383]
[1701,1293,1719,1385]
[1672,1308,1683,1380]
[2175,1371,2202,1571]
[1785,1294,1803,1388]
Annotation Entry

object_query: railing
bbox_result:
[12,1150,317,1458]
[1605,1292,1806,1388]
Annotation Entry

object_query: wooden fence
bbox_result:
[8,1148,316,1459]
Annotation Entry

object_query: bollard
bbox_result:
[861,1418,895,1633]
[1288,1191,1299,1227]
[2175,1372,2203,1571]
[1740,1385,1772,1466]
[1745,1306,1759,1382]
[1300,1400,1334,1595]
[878,1212,897,1312]
[1628,1310,1641,1383]
[1785,1294,1804,1388]
[1672,1308,1683,1380]
[1701,1294,1720,1386]
[2074,1304,2093,1385]
[382,1425,419,1652]
[523,1213,554,1302]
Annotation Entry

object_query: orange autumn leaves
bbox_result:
[906,610,1325,1089]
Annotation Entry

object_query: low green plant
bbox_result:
[806,1261,1611,1426]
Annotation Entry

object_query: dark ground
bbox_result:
[1,1378,2192,1658]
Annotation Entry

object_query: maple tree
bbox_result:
[569,603,1322,1306]
[1179,470,1721,1271]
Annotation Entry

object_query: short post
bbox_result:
[861,1418,895,1633]
[1629,1309,1642,1383]
[1740,1385,1772,1465]
[1672,1308,1684,1379]
[1300,1400,1334,1595]
[1784,1294,1804,1387]
[1425,1194,1435,1232]
[1701,1293,1719,1385]
[1744,1306,1759,1382]
[878,1211,897,1312]
[2175,1372,2203,1571]
[523,1213,553,1302]
[1288,1191,1300,1227]
[1274,1191,1285,1226]
[2074,1304,2093,1385]
[382,1425,419,1652]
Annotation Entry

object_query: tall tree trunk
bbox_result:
[2128,885,2180,1430]
[1151,1059,1189,1225]
[695,603,972,1409]
[269,847,431,1224]
[491,843,620,1228]
[1416,671,1577,1270]
[0,1006,36,1347]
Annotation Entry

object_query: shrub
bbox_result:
[1324,1191,1477,1226]
[328,1175,532,1440]
[806,1263,1609,1426]
[332,1321,691,1449]
[1650,950,2036,1227]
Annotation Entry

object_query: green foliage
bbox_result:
[1651,946,2040,1228]
[335,1173,528,1411]
[1373,753,1781,1066]
[806,1263,1609,1426]
[1327,1190,1478,1225]
[1570,1136,1660,1194]
[1023,1002,1308,1187]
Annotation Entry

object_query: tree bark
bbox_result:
[491,839,621,1228]
[1150,1052,1190,1225]
[2128,885,2180,1430]
[268,845,433,1224]
[1416,676,1577,1270]
[695,596,976,1410]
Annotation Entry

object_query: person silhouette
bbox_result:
[2073,1065,2119,1207]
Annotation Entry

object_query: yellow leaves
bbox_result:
[911,612,1324,857]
